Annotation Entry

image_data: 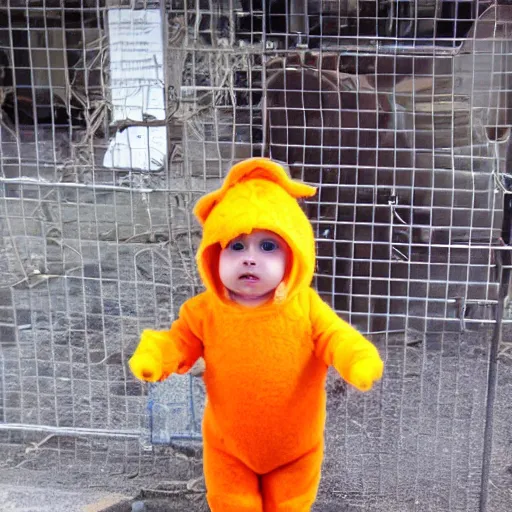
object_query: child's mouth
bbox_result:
[239,273,259,282]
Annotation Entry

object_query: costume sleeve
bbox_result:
[167,295,205,373]
[129,294,205,380]
[309,289,382,383]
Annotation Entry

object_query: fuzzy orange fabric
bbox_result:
[129,158,384,511]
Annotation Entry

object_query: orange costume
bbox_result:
[129,158,384,511]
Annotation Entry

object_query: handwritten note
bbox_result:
[104,9,167,171]
[107,9,165,122]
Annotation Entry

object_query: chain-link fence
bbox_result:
[1,1,512,510]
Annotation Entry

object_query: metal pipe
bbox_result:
[0,423,141,439]
[479,194,512,512]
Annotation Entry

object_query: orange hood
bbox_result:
[193,158,317,304]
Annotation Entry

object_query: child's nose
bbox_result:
[243,257,256,266]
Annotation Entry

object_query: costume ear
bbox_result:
[193,158,317,225]
[228,158,317,199]
[193,189,220,225]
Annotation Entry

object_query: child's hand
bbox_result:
[346,357,383,392]
[129,350,163,382]
[128,329,180,382]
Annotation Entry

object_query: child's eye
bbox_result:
[230,241,245,251]
[261,240,278,252]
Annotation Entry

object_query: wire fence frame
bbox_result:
[1,1,512,510]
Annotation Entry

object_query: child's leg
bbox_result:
[260,443,323,512]
[203,440,263,512]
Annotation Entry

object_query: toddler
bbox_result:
[129,157,384,512]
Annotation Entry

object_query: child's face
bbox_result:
[219,230,289,308]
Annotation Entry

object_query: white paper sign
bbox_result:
[105,9,167,171]
[102,126,167,171]
[107,9,165,122]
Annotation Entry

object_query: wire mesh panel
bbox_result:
[0,1,205,439]
[265,6,511,336]
[1,1,512,510]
